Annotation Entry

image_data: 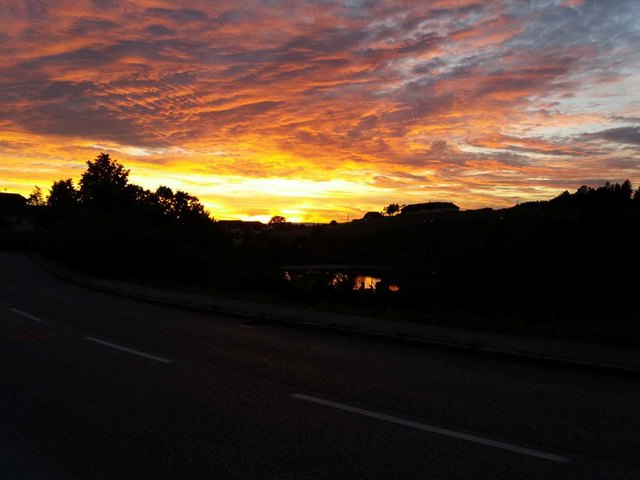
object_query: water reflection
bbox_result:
[353,275,380,290]
[284,270,400,292]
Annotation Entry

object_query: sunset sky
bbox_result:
[1,0,639,222]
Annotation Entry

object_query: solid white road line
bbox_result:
[293,394,570,463]
[9,308,44,322]
[85,337,173,364]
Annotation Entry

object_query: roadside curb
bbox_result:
[31,254,640,375]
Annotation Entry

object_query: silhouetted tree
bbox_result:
[172,190,210,224]
[383,203,402,216]
[155,186,175,215]
[269,215,286,226]
[79,153,130,211]
[48,179,78,211]
[620,179,633,200]
[555,181,637,210]
[151,186,211,224]
[26,186,46,206]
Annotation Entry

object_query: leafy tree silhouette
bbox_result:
[26,186,46,206]
[48,179,78,211]
[553,180,636,210]
[172,190,210,224]
[269,215,286,226]
[620,179,633,200]
[79,153,130,211]
[153,186,211,224]
[155,186,175,215]
[383,203,403,216]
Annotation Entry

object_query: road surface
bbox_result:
[1,253,638,479]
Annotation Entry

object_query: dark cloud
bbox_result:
[214,10,258,25]
[68,18,118,36]
[609,115,640,124]
[603,157,640,170]
[584,126,640,145]
[411,58,446,75]
[399,140,536,169]
[199,101,285,123]
[103,38,211,64]
[426,4,484,19]
[357,32,442,58]
[144,24,176,37]
[92,0,118,9]
[489,151,535,167]
[468,134,607,158]
[38,81,95,101]
[13,103,156,146]
[146,8,209,24]
[347,115,378,140]
[284,28,373,57]
[24,0,49,19]
[22,48,110,69]
[398,141,471,167]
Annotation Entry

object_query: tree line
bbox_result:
[20,153,231,282]
[27,153,212,227]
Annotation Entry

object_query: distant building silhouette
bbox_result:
[0,192,27,212]
[0,193,38,233]
[401,202,459,215]
[362,211,384,221]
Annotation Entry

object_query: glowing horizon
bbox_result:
[1,0,638,222]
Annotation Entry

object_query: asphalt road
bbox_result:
[1,253,639,479]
